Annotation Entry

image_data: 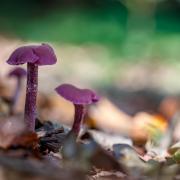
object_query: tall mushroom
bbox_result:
[7,44,57,131]
[7,67,27,115]
[55,84,99,136]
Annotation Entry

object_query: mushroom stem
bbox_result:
[24,62,38,131]
[72,104,86,135]
[10,78,22,115]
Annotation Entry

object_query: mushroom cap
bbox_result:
[7,44,57,66]
[8,67,27,78]
[55,84,99,105]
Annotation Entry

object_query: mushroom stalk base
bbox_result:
[24,63,38,131]
[72,104,85,135]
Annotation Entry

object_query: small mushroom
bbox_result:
[7,67,27,115]
[7,44,57,131]
[55,84,99,136]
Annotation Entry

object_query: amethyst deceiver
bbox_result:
[8,67,27,115]
[7,44,57,131]
[55,84,99,135]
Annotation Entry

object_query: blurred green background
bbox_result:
[1,0,180,93]
[1,0,180,60]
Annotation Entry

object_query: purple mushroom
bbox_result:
[7,44,57,131]
[8,67,27,115]
[55,84,99,136]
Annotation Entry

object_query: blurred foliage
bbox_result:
[0,0,180,62]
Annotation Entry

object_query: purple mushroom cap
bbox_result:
[8,67,27,78]
[55,84,99,105]
[7,44,57,66]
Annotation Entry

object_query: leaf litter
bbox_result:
[1,49,180,179]
[0,94,180,179]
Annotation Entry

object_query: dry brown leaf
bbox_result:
[37,94,74,124]
[90,170,126,180]
[86,98,132,135]
[0,116,25,149]
[12,132,38,149]
[130,112,167,146]
[159,96,180,120]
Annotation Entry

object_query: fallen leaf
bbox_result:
[88,130,132,150]
[0,116,25,149]
[11,132,38,149]
[62,132,127,173]
[86,98,132,135]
